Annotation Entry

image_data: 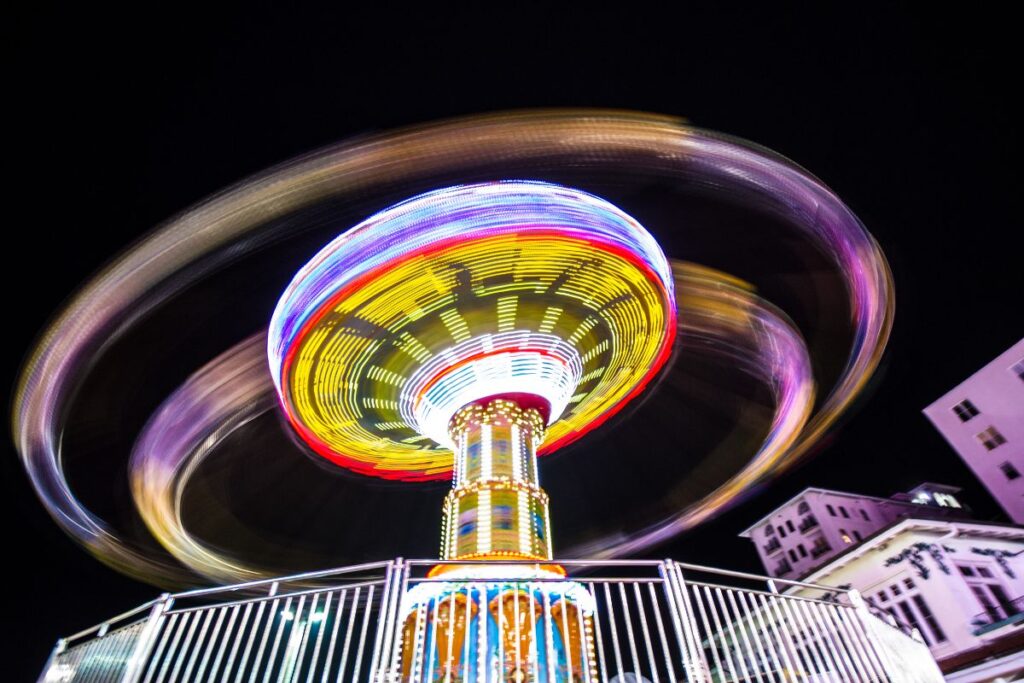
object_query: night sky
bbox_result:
[6,7,1022,677]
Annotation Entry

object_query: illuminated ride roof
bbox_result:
[268,181,676,480]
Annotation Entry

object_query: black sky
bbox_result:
[5,6,1022,677]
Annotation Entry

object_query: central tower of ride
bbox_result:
[269,181,676,679]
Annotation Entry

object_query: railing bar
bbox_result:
[575,591,594,683]
[782,595,829,682]
[658,565,693,682]
[64,601,162,643]
[832,604,881,681]
[410,601,426,683]
[542,588,557,683]
[512,586,521,683]
[495,583,504,683]
[209,604,241,680]
[443,587,458,683]
[268,596,301,683]
[633,583,660,683]
[194,606,228,681]
[480,584,491,683]
[334,590,359,682]
[724,588,765,683]
[349,584,375,683]
[648,582,678,683]
[463,585,474,683]
[602,582,626,682]
[366,561,394,683]
[119,625,144,681]
[617,582,642,677]
[672,562,714,682]
[712,587,749,683]
[258,596,291,683]
[290,594,319,683]
[408,575,667,585]
[687,580,842,605]
[756,594,798,682]
[839,606,889,681]
[674,562,844,592]
[738,590,780,683]
[318,589,346,681]
[532,585,540,683]
[775,595,816,678]
[690,584,723,683]
[556,586,572,679]
[167,579,384,616]
[386,560,411,677]
[811,602,856,681]
[305,592,331,683]
[794,596,839,683]
[170,562,392,600]
[237,597,272,683]
[166,609,201,683]
[223,602,255,683]
[427,587,441,683]
[825,605,869,681]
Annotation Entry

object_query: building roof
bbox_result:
[737,485,941,537]
[791,516,1024,586]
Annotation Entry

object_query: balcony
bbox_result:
[971,595,1024,635]
[811,543,833,559]
[38,558,945,683]
[798,515,819,533]
[763,537,782,554]
[773,560,793,576]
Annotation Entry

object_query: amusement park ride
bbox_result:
[16,111,944,681]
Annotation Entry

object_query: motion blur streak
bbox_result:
[12,111,892,587]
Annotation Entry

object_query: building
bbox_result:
[739,483,972,579]
[790,518,1024,682]
[743,484,1024,681]
[924,337,1024,523]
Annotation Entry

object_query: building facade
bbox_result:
[924,337,1024,523]
[790,519,1024,681]
[739,483,971,579]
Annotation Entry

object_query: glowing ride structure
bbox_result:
[268,181,676,679]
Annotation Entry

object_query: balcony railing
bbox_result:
[763,537,782,554]
[38,558,945,682]
[971,595,1024,635]
[798,515,819,533]
[810,543,833,559]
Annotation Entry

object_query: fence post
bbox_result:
[119,594,172,683]
[372,558,405,683]
[662,561,710,683]
[36,638,66,683]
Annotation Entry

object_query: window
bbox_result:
[826,504,836,517]
[765,524,775,536]
[896,601,932,645]
[891,583,902,596]
[1012,358,1024,382]
[839,506,850,518]
[877,590,889,603]
[840,529,852,544]
[860,509,870,521]
[958,565,976,577]
[952,398,980,422]
[786,520,796,533]
[904,578,916,589]
[797,501,810,515]
[978,567,993,578]
[911,596,948,644]
[1001,461,1021,480]
[977,426,1007,451]
[779,526,788,538]
[789,549,799,562]
[798,544,808,558]
[853,530,863,541]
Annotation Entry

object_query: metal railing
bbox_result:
[970,594,1024,635]
[39,558,944,682]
